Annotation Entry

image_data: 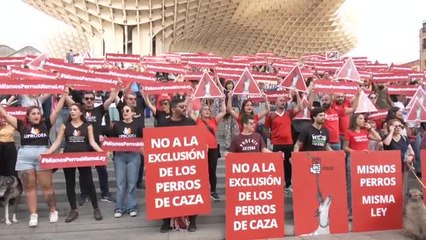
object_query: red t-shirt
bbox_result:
[332,100,351,135]
[196,118,218,149]
[323,108,340,143]
[237,114,259,132]
[344,129,369,151]
[264,111,293,145]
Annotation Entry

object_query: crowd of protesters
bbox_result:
[0,51,425,232]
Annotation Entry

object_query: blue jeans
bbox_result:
[114,152,141,212]
[411,132,422,173]
[329,142,341,151]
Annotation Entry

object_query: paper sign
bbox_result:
[40,152,108,169]
[101,138,144,152]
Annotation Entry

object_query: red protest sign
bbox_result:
[106,53,141,63]
[314,80,359,94]
[4,107,27,120]
[335,58,361,83]
[10,67,57,80]
[40,152,108,169]
[143,126,211,220]
[0,57,24,66]
[101,138,143,152]
[44,59,90,73]
[109,69,156,83]
[406,87,426,109]
[405,99,426,122]
[140,82,193,95]
[422,150,426,205]
[193,72,224,99]
[233,69,262,95]
[351,151,403,232]
[387,85,418,96]
[279,65,307,92]
[0,79,65,94]
[292,151,348,236]
[293,96,311,120]
[354,91,378,114]
[225,152,284,240]
[60,72,119,88]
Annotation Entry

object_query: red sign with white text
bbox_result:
[5,107,27,120]
[143,126,211,220]
[351,151,403,232]
[40,152,108,169]
[140,82,193,95]
[106,53,141,63]
[226,153,284,240]
[0,79,65,94]
[314,80,359,94]
[292,151,349,236]
[10,67,57,80]
[101,138,143,152]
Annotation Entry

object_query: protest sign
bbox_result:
[143,126,211,219]
[101,138,143,152]
[226,152,284,240]
[40,152,108,169]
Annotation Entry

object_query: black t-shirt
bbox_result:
[17,118,52,146]
[84,106,106,142]
[383,134,410,162]
[112,120,143,138]
[154,111,171,126]
[116,99,146,126]
[158,117,196,127]
[64,121,92,153]
[298,125,330,151]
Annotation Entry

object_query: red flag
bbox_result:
[233,68,262,95]
[279,65,307,92]
[335,58,361,83]
[193,72,224,99]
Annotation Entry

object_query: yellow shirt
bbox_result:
[0,124,15,143]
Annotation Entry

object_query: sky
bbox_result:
[0,0,425,64]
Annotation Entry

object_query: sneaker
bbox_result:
[188,221,197,232]
[210,192,220,201]
[49,210,59,223]
[94,208,103,221]
[285,185,293,195]
[129,210,137,217]
[114,210,122,218]
[101,195,115,203]
[78,196,88,206]
[65,210,78,223]
[29,213,38,227]
[160,222,171,233]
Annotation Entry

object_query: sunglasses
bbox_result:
[85,97,95,101]
[176,105,186,109]
[127,97,136,101]
[162,102,169,105]
[122,109,131,113]
[369,96,377,100]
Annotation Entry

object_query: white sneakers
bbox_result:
[28,211,58,227]
[29,214,38,227]
[49,210,59,223]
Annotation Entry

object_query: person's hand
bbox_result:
[388,125,395,133]
[99,135,105,142]
[363,123,372,131]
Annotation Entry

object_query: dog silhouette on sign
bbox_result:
[302,153,332,236]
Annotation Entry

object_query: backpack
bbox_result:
[171,216,190,231]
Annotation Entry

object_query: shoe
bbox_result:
[94,208,103,221]
[285,185,293,195]
[160,223,171,233]
[114,210,122,218]
[78,196,88,206]
[49,210,59,223]
[65,210,78,223]
[188,221,197,232]
[129,210,138,217]
[29,213,38,227]
[136,183,145,190]
[210,192,220,201]
[101,195,115,203]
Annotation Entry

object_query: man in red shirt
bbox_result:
[264,95,300,194]
[320,94,341,150]
[332,92,358,149]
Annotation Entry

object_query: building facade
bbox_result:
[420,21,426,70]
[25,0,357,58]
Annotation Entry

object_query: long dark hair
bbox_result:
[349,113,364,131]
[67,103,86,122]
[385,107,404,125]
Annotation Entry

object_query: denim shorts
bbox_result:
[15,146,49,171]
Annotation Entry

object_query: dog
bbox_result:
[0,175,22,225]
[404,189,426,240]
[301,194,332,236]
